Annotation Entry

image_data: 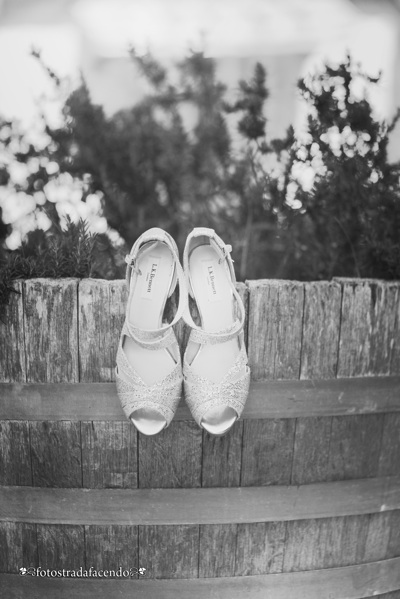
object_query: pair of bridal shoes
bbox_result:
[115,227,250,436]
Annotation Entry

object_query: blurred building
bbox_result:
[0,0,400,155]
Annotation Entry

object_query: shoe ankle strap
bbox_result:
[187,317,244,345]
[182,228,246,344]
[124,228,188,347]
[183,228,237,298]
[122,320,177,350]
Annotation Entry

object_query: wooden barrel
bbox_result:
[0,277,400,598]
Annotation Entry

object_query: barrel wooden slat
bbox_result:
[241,419,296,486]
[1,277,400,587]
[23,279,78,383]
[327,412,386,569]
[0,281,25,383]
[198,524,237,577]
[138,525,199,579]
[36,524,84,570]
[246,280,304,380]
[244,283,304,496]
[78,280,127,383]
[337,280,399,377]
[81,422,137,489]
[283,514,384,572]
[328,414,384,481]
[283,517,335,572]
[364,512,393,562]
[287,281,338,569]
[0,522,37,573]
[30,422,82,488]
[386,510,400,558]
[300,281,342,379]
[1,477,398,525]
[290,417,332,484]
[369,283,400,376]
[1,557,400,599]
[201,422,243,487]
[234,522,286,575]
[0,422,32,486]
[138,421,202,488]
[85,525,138,573]
[323,515,372,568]
[1,377,400,420]
[379,413,400,477]
[23,279,81,498]
[390,285,400,375]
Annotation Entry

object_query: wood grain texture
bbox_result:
[321,515,370,568]
[386,510,400,559]
[201,422,243,487]
[36,524,84,570]
[23,279,78,383]
[240,419,296,486]
[138,525,199,579]
[300,281,342,379]
[290,417,332,485]
[1,557,400,598]
[243,280,303,493]
[30,421,82,488]
[0,522,37,573]
[2,377,400,420]
[78,279,127,383]
[324,412,384,568]
[235,522,286,575]
[0,421,32,486]
[0,281,25,383]
[289,277,339,566]
[379,413,400,477]
[246,280,305,380]
[85,525,138,572]
[199,524,237,577]
[337,280,399,377]
[363,512,393,563]
[390,285,400,375]
[81,421,137,488]
[283,515,372,572]
[327,414,384,481]
[369,283,400,376]
[1,477,398,525]
[138,421,202,488]
[282,517,333,572]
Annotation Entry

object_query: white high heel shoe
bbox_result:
[115,228,187,435]
[182,227,251,436]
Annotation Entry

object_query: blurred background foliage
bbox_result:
[0,50,399,314]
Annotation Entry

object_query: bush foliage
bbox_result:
[1,51,399,317]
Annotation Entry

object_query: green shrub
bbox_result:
[1,50,399,300]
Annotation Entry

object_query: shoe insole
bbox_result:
[188,244,239,382]
[120,241,177,434]
[188,244,240,433]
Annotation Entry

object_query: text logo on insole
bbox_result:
[141,257,161,299]
[203,261,221,302]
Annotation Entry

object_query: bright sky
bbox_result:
[0,0,397,123]
[71,0,362,57]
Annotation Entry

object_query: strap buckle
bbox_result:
[125,254,142,276]
[218,244,233,264]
